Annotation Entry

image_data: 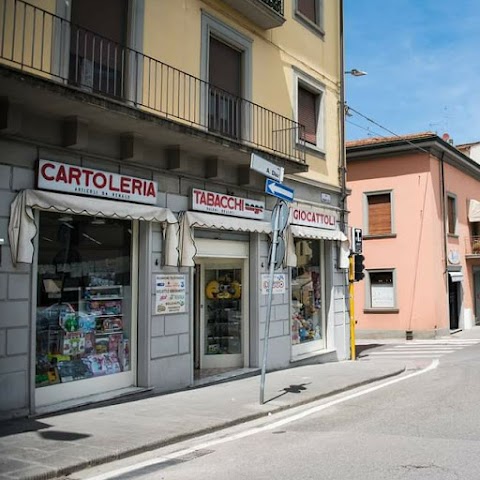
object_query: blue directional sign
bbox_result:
[265,179,294,202]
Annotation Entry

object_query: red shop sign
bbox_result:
[38,160,158,205]
[192,188,265,220]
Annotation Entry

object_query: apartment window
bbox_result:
[201,12,252,140]
[294,71,325,152]
[69,0,128,97]
[295,0,324,34]
[368,270,396,309]
[447,194,457,235]
[208,37,242,139]
[366,192,393,235]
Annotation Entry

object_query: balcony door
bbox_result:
[69,0,128,97]
[208,37,242,139]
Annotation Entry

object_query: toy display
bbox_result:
[291,266,322,344]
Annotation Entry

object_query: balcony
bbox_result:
[222,0,285,29]
[0,0,303,166]
[465,236,480,258]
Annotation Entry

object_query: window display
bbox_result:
[35,213,132,388]
[291,239,324,347]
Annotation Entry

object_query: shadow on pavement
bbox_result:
[267,382,311,403]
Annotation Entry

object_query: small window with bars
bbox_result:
[366,192,392,235]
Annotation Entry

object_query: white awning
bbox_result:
[9,189,179,266]
[469,199,480,222]
[179,211,272,266]
[448,271,464,283]
[286,225,350,269]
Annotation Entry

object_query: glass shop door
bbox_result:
[199,259,247,369]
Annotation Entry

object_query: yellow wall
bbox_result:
[142,0,341,187]
[0,0,57,76]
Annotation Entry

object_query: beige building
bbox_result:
[0,0,348,418]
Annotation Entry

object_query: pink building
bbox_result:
[346,133,480,339]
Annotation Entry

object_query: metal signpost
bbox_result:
[260,180,293,404]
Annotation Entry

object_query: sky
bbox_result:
[344,0,480,145]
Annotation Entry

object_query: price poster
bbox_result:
[155,274,186,314]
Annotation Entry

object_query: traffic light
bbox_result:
[354,254,365,282]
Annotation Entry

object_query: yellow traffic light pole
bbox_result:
[349,255,356,360]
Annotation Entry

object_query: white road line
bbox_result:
[369,350,456,355]
[84,360,439,480]
[363,354,444,358]
[393,345,464,349]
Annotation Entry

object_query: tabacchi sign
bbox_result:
[38,160,158,205]
[290,206,338,230]
[192,188,265,220]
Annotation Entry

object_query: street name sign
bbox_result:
[265,179,294,202]
[250,153,284,182]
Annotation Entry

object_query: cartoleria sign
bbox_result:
[38,160,157,204]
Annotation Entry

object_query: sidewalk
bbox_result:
[0,359,407,480]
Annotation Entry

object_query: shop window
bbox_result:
[291,239,325,349]
[447,194,457,235]
[366,191,393,235]
[367,270,396,309]
[36,212,133,388]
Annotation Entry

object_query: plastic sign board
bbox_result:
[265,179,294,202]
[290,205,338,230]
[353,228,363,254]
[38,160,158,204]
[250,153,284,182]
[192,188,265,220]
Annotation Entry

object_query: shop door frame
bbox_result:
[194,239,249,371]
[33,214,139,410]
[474,269,480,325]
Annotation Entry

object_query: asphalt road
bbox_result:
[70,342,480,480]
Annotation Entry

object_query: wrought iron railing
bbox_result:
[0,0,304,163]
[466,236,480,256]
[261,0,284,16]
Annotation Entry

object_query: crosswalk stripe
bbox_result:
[363,354,444,358]
[393,345,464,349]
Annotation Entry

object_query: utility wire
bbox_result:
[346,119,386,139]
[346,104,431,155]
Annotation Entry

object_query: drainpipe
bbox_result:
[439,150,449,334]
[338,0,351,358]
[338,0,347,236]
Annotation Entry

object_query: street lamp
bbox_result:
[345,68,367,77]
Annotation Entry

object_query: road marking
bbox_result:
[84,360,439,480]
[369,350,456,355]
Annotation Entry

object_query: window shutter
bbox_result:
[298,86,317,145]
[447,196,456,234]
[209,37,241,97]
[368,194,391,235]
[298,0,316,24]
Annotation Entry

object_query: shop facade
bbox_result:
[1,149,349,418]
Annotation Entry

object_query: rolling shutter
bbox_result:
[298,86,317,145]
[298,0,316,23]
[368,194,391,235]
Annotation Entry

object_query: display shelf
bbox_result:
[87,296,123,301]
[94,313,124,317]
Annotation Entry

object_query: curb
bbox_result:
[16,367,405,480]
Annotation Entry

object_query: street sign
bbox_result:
[265,179,294,202]
[250,153,284,182]
[271,201,289,233]
[353,228,363,254]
